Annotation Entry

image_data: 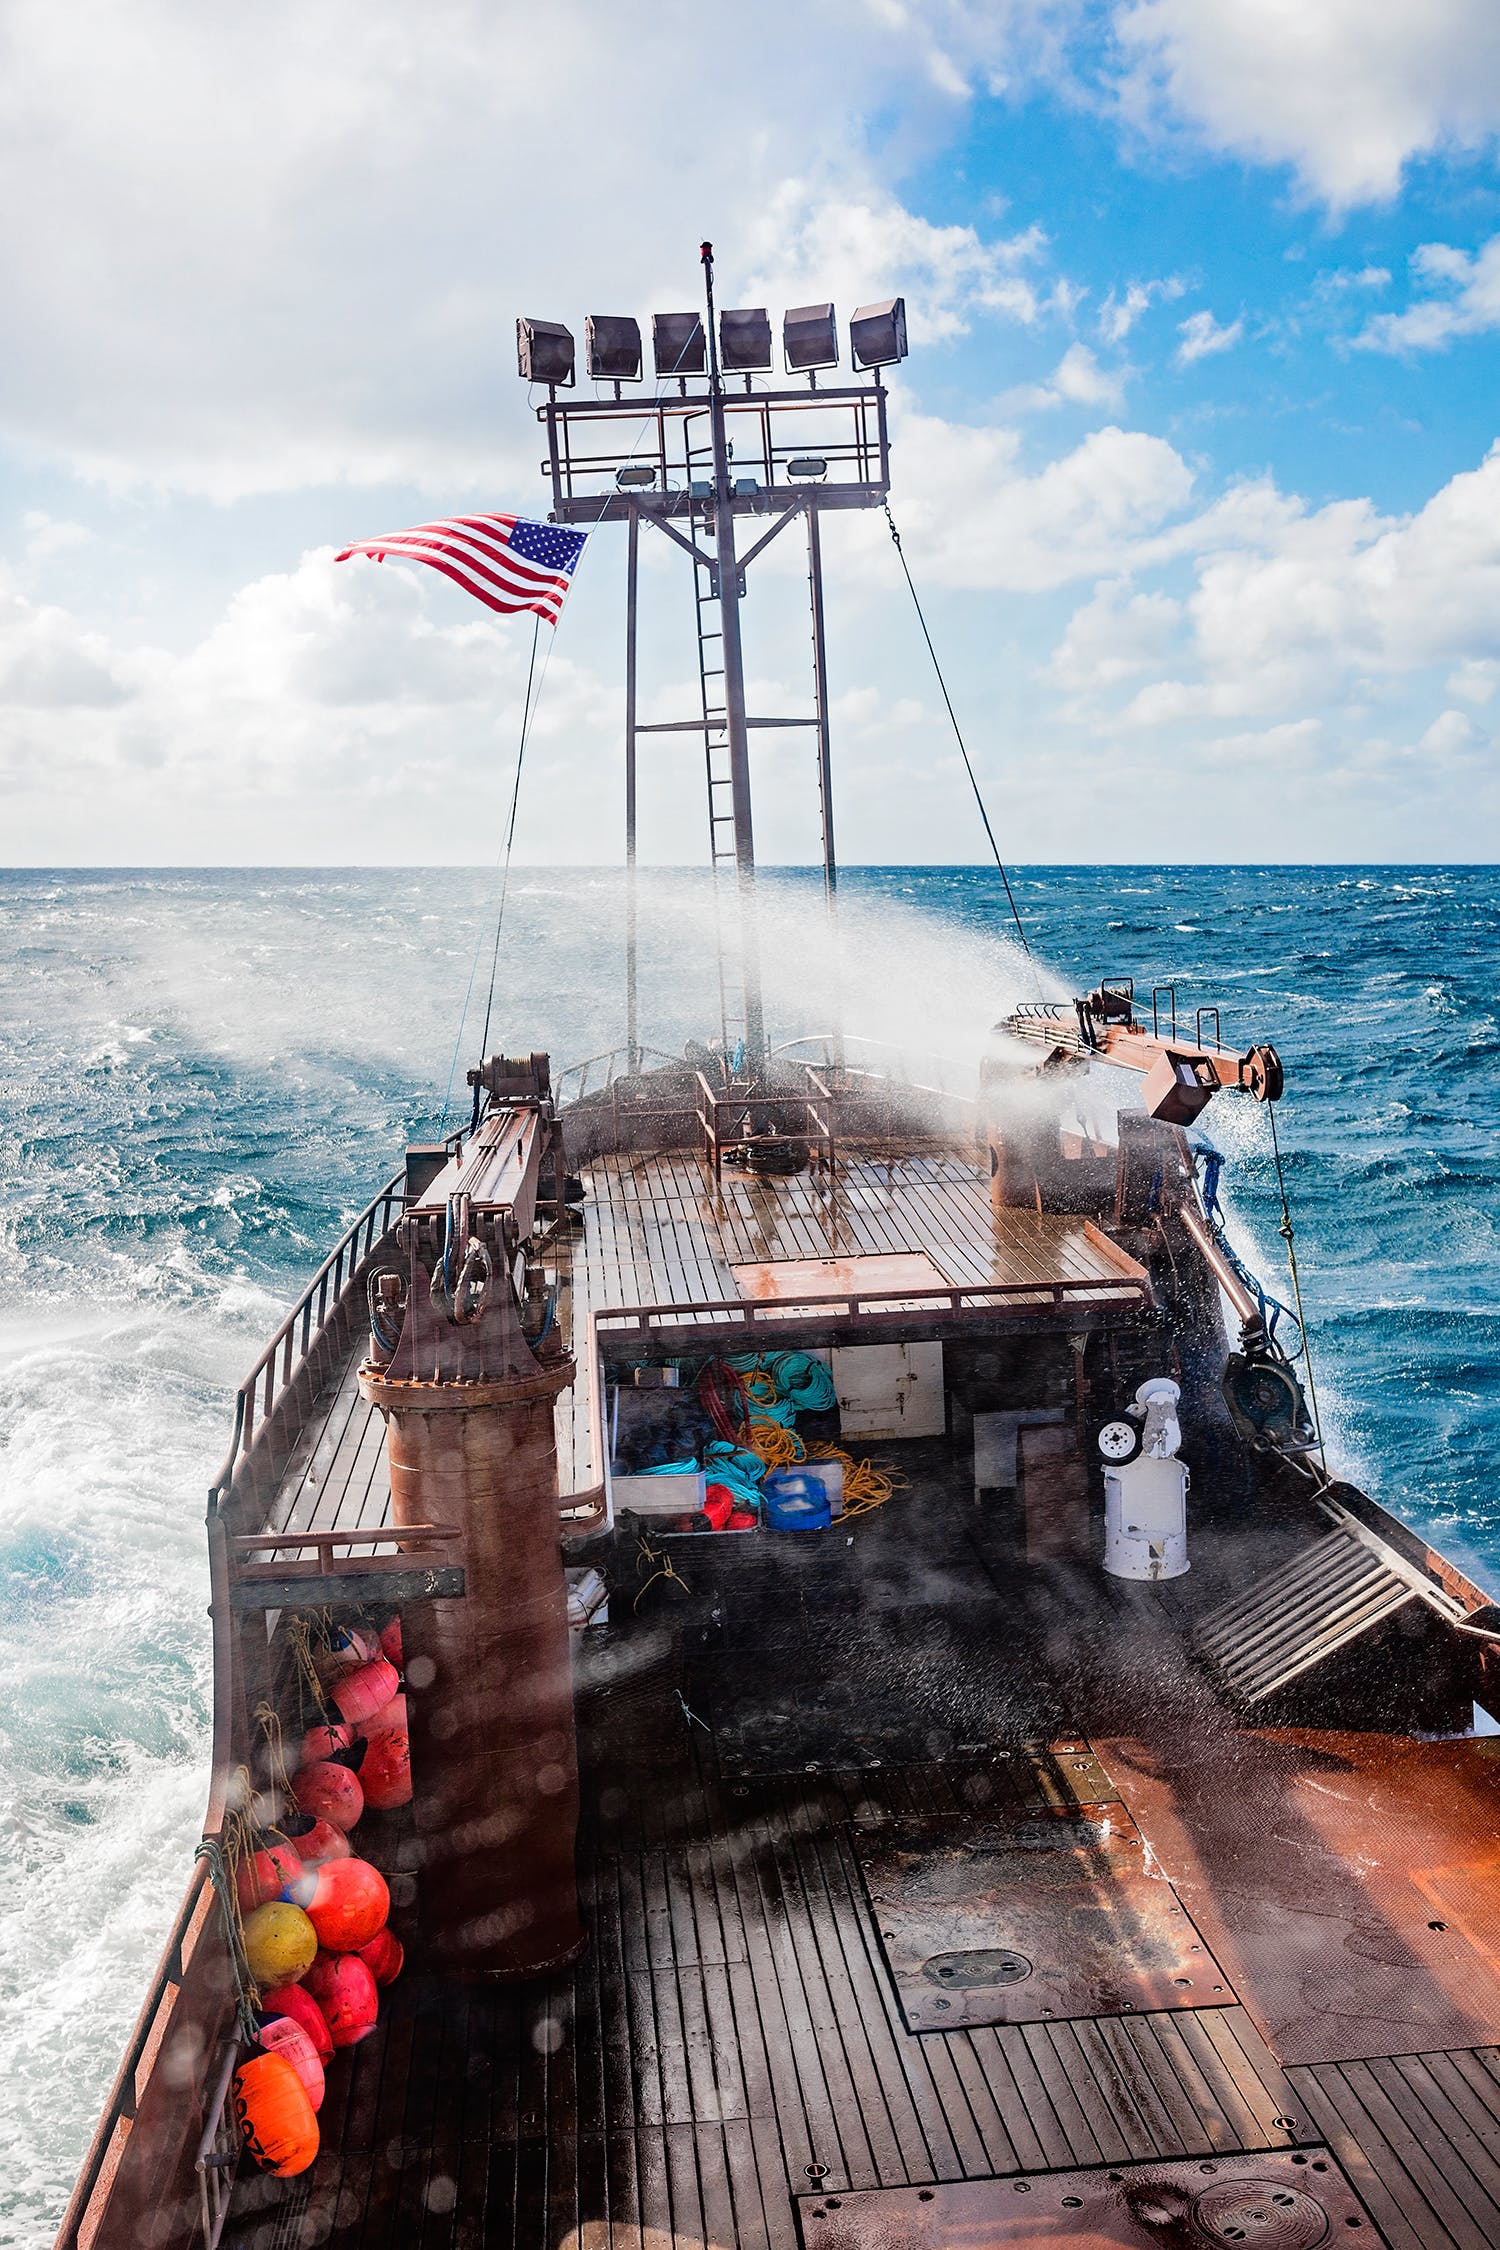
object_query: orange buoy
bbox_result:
[365,1692,406,1738]
[359,1721,411,1812]
[357,1926,404,1986]
[235,1840,310,1915]
[233,2049,320,2176]
[299,1719,353,1768]
[292,1816,352,1868]
[304,1950,379,2046]
[242,1901,318,1988]
[319,1623,381,1676]
[379,1615,403,1667]
[291,1760,364,1833]
[261,1982,333,2062]
[330,1656,399,1726]
[257,2015,326,2112]
[306,1856,389,1952]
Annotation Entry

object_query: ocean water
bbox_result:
[2,861,1497,2244]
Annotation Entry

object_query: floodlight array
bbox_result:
[517,297,907,386]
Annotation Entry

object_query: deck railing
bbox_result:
[554,1043,682,1105]
[208,1169,406,1510]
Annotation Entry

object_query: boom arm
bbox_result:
[997,983,1282,1123]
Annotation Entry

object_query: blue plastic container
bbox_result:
[762,1472,833,1532]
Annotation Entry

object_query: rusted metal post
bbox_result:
[625,506,640,1072]
[807,503,843,1069]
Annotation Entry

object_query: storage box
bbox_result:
[610,1469,707,1517]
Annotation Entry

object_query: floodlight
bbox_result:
[787,457,828,480]
[616,465,656,489]
[732,476,761,498]
[849,297,908,370]
[516,317,576,386]
[653,312,706,379]
[783,303,838,373]
[586,315,642,382]
[719,307,772,372]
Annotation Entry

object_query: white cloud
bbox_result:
[1356,234,1500,353]
[1097,276,1185,343]
[1112,0,1500,209]
[1176,308,1243,363]
[1000,342,1127,412]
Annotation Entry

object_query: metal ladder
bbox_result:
[688,475,743,1062]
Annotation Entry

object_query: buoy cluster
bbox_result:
[229,1615,411,2180]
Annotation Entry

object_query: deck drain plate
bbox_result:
[857,1809,1233,2029]
[798,2150,1385,2246]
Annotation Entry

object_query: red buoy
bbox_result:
[359,1721,411,1811]
[379,1615,403,1668]
[257,2015,326,2112]
[291,1760,364,1833]
[357,1926,404,1986]
[232,2050,319,2176]
[365,1692,406,1738]
[304,1950,379,2046]
[293,1816,352,1868]
[261,1982,333,2062]
[299,1719,353,1768]
[306,1856,389,1952]
[330,1656,399,1726]
[235,1840,310,1915]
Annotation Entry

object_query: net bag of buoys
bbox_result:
[330,1655,399,1726]
[235,1840,313,1914]
[232,2049,320,2177]
[304,1950,379,2047]
[257,2015,326,2112]
[261,1981,333,2062]
[242,1901,318,1988]
[357,1926,404,1986]
[291,1759,364,1833]
[306,1856,389,1953]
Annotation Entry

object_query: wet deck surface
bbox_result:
[230,1439,1500,2250]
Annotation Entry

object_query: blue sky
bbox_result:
[6,0,1500,863]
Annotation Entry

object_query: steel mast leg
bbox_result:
[625,506,640,1072]
[807,505,842,1070]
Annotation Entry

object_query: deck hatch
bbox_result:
[856,1807,1234,2030]
[798,2149,1385,2246]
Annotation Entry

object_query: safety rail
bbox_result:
[595,1266,1152,1350]
[555,1042,682,1105]
[695,1071,837,1178]
[771,1031,976,1104]
[208,1169,405,1508]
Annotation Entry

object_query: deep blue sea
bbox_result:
[3,863,1497,2244]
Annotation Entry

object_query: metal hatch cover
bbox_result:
[857,1809,1233,2029]
[798,2149,1386,2247]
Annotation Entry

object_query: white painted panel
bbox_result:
[831,1342,946,1439]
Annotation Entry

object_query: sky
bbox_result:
[7,0,1500,863]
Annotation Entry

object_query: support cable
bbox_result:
[882,503,1034,969]
[1267,1101,1328,1476]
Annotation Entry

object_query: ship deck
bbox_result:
[264,1147,1143,1540]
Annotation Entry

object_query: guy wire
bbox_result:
[1267,1100,1327,1476]
[883,503,1036,975]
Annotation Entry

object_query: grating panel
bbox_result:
[1195,1523,1416,1704]
[856,1809,1233,2031]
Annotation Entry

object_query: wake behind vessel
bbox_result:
[54,251,1500,2250]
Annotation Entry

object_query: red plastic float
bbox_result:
[358,1722,411,1811]
[299,1719,353,1767]
[235,1840,309,1915]
[257,2016,326,2112]
[379,1615,403,1667]
[260,1982,333,2062]
[304,1950,379,2046]
[329,1656,399,1726]
[306,1856,389,1952]
[291,1760,364,1833]
[292,1816,352,1867]
[232,2050,319,2176]
[357,1926,404,1986]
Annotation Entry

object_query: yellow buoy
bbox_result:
[243,1900,318,1988]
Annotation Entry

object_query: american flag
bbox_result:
[335,513,588,625]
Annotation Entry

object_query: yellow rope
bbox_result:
[806,1441,907,1520]
[745,1417,805,1468]
[633,1534,692,1610]
[287,1613,334,1729]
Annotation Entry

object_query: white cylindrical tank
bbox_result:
[1103,1454,1190,1581]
